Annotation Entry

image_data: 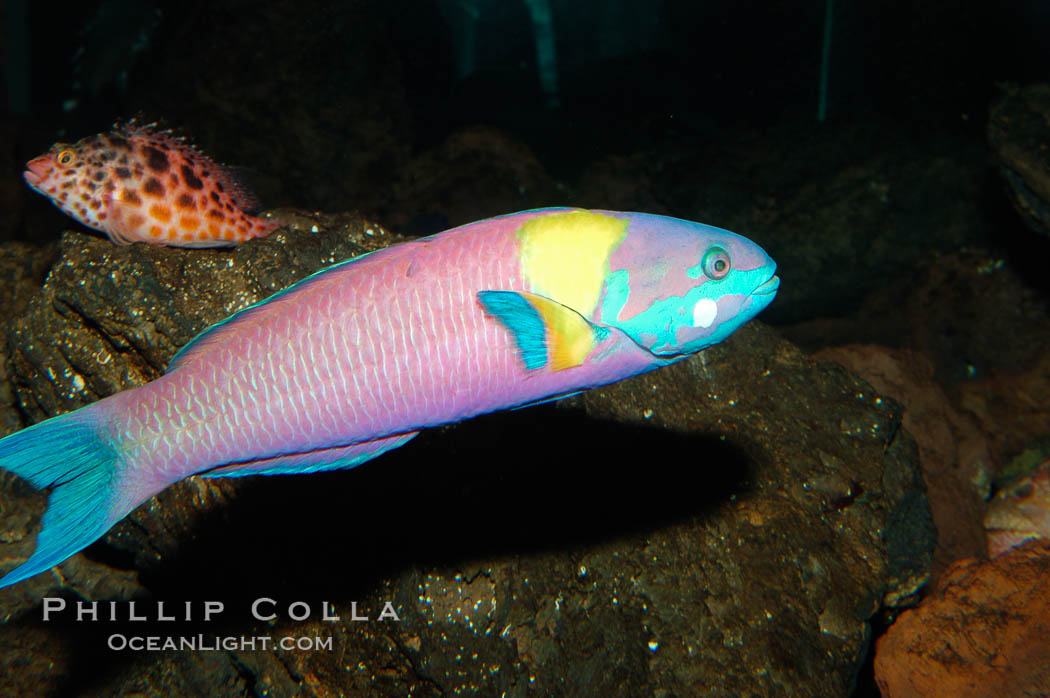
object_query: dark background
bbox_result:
[1,2,1048,694]
[4,0,1049,326]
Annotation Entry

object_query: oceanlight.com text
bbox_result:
[107,634,333,652]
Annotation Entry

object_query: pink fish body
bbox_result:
[23,123,278,247]
[0,208,778,586]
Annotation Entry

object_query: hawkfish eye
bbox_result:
[701,246,731,280]
[56,149,75,167]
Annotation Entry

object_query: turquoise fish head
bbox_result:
[597,211,778,356]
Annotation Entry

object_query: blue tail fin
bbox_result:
[0,408,127,588]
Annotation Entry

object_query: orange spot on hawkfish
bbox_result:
[179,216,200,231]
[149,204,172,223]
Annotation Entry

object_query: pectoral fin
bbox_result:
[477,290,608,371]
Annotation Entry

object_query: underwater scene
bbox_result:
[0,0,1048,695]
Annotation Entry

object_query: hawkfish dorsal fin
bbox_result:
[211,165,263,213]
[477,290,608,371]
[121,122,263,212]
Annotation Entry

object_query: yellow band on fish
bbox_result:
[517,210,627,317]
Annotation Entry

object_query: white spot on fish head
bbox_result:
[692,298,718,328]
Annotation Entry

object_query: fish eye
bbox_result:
[56,150,75,167]
[701,246,731,280]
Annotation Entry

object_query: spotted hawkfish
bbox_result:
[0,208,778,587]
[23,123,279,247]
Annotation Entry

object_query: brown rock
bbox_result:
[813,345,991,580]
[783,250,1050,395]
[779,245,1050,674]
[384,127,562,233]
[958,349,1050,471]
[989,83,1050,237]
[875,541,1050,698]
[0,223,933,695]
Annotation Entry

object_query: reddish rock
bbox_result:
[813,345,990,580]
[875,541,1050,697]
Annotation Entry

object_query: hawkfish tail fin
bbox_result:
[0,405,147,588]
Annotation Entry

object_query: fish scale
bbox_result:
[23,123,279,247]
[0,207,778,587]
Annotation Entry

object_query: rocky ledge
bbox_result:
[0,218,931,696]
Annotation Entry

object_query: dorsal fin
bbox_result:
[215,166,263,213]
[119,122,263,212]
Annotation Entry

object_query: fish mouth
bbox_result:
[751,274,780,296]
[23,157,51,189]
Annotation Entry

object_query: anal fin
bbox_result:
[511,390,583,410]
[203,432,418,478]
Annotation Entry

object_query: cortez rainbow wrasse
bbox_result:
[0,208,778,587]
[23,122,278,247]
